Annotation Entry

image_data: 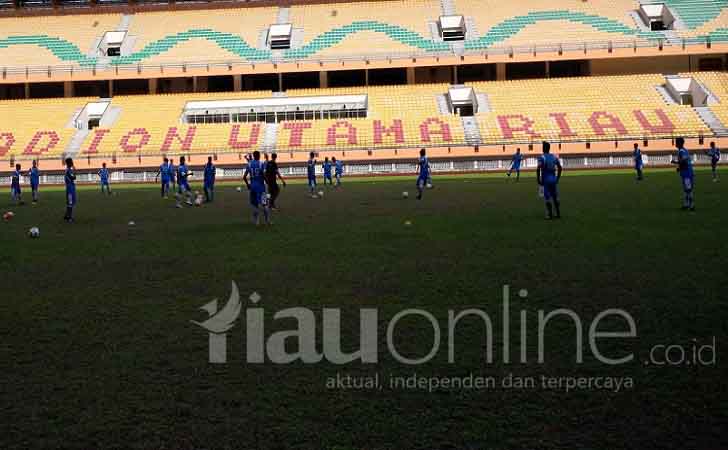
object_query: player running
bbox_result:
[506,148,524,181]
[707,141,720,182]
[264,152,286,210]
[633,143,644,181]
[243,150,271,226]
[175,156,194,208]
[203,156,216,203]
[155,157,171,198]
[10,163,23,205]
[63,158,77,223]
[322,157,333,186]
[671,137,695,211]
[307,152,317,197]
[416,148,430,200]
[98,163,112,195]
[537,141,563,220]
[28,160,40,203]
[333,157,344,187]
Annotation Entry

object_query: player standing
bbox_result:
[671,137,695,211]
[264,152,286,210]
[332,156,344,187]
[175,156,194,208]
[63,158,77,223]
[307,152,317,198]
[243,150,270,226]
[633,143,644,181]
[203,156,216,203]
[98,162,112,195]
[28,160,40,204]
[506,148,524,181]
[322,157,333,186]
[707,141,720,182]
[10,163,23,205]
[155,157,171,198]
[416,148,430,200]
[168,158,177,193]
[537,141,562,220]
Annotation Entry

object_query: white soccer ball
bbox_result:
[194,196,203,207]
[426,183,433,189]
[236,186,243,192]
[28,227,40,238]
[318,191,324,197]
[402,191,409,199]
[128,221,136,226]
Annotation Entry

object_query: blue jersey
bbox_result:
[28,167,39,186]
[65,168,76,190]
[335,160,344,175]
[246,160,266,192]
[677,148,693,178]
[633,148,643,166]
[98,168,110,184]
[708,147,720,163]
[169,164,176,181]
[204,163,216,185]
[323,162,332,177]
[11,169,21,187]
[307,159,316,179]
[511,153,523,169]
[160,164,170,181]
[418,156,430,178]
[177,164,189,184]
[538,154,561,185]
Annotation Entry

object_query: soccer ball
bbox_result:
[128,221,136,226]
[236,186,243,192]
[426,183,433,189]
[404,220,412,226]
[318,191,324,197]
[28,227,40,238]
[3,211,14,221]
[402,191,409,199]
[194,196,203,207]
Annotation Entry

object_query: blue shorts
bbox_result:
[204,182,214,189]
[249,189,265,207]
[543,182,559,201]
[66,188,77,206]
[11,184,20,195]
[31,182,39,191]
[308,177,316,188]
[417,175,428,188]
[681,176,694,192]
[511,164,521,171]
[178,181,191,193]
[101,181,109,187]
[324,173,332,180]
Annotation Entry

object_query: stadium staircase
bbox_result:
[262,122,278,152]
[460,116,482,145]
[695,107,728,136]
[64,129,91,158]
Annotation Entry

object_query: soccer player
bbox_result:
[307,152,317,197]
[203,156,216,203]
[322,157,333,186]
[537,141,563,220]
[98,162,112,195]
[175,156,194,208]
[155,157,171,198]
[63,158,77,223]
[264,152,286,210]
[243,150,270,226]
[633,143,644,181]
[707,141,720,182]
[28,160,40,203]
[671,137,695,211]
[168,158,177,193]
[416,148,430,200]
[506,148,524,181]
[333,156,344,187]
[10,163,23,205]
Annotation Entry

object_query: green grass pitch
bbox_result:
[1,168,726,450]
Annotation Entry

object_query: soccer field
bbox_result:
[2,168,726,450]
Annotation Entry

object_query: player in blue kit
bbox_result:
[168,158,177,193]
[10,163,23,205]
[63,158,76,223]
[98,163,112,195]
[332,157,344,187]
[671,137,695,211]
[28,160,40,203]
[322,157,333,186]
[307,152,317,197]
[633,143,644,181]
[203,156,216,203]
[175,156,194,208]
[707,141,720,182]
[155,157,171,198]
[506,148,524,181]
[537,141,562,220]
[243,150,271,226]
[416,148,430,200]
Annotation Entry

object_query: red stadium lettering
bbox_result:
[633,109,675,134]
[0,132,16,157]
[119,128,151,153]
[327,121,358,146]
[420,118,452,142]
[588,111,628,136]
[228,124,261,149]
[160,126,196,152]
[83,129,111,154]
[548,113,578,137]
[497,114,541,139]
[373,119,405,144]
[23,131,60,155]
[282,122,312,147]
